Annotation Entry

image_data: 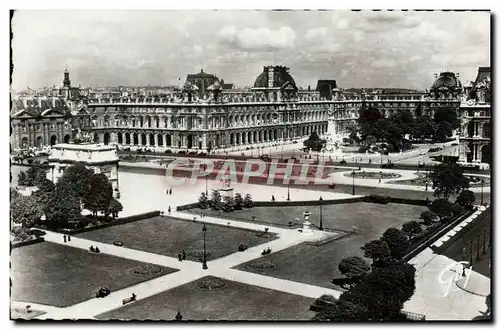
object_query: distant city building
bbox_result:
[458,67,491,168]
[185,69,220,95]
[48,143,120,197]
[10,69,90,149]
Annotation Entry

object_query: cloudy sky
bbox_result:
[11,10,490,91]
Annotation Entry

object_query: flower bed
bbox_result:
[250,261,277,270]
[197,277,227,290]
[132,265,164,276]
[343,171,401,179]
[388,172,490,187]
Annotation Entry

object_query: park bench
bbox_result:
[113,241,123,247]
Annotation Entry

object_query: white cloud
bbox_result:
[305,27,328,42]
[372,59,398,69]
[218,26,296,50]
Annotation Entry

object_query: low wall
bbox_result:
[50,211,161,235]
[403,209,476,262]
[11,237,45,250]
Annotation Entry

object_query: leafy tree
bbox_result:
[10,187,20,201]
[198,192,209,209]
[243,193,254,208]
[234,193,244,210]
[430,162,469,200]
[57,162,93,199]
[413,115,436,140]
[428,199,454,220]
[419,211,439,226]
[210,190,223,211]
[304,132,325,151]
[311,299,368,321]
[10,195,43,228]
[33,178,55,209]
[434,121,453,142]
[222,195,235,212]
[44,185,81,229]
[83,173,113,217]
[357,107,384,141]
[107,198,123,218]
[451,203,465,217]
[434,106,459,130]
[401,221,423,238]
[338,256,371,278]
[456,189,475,208]
[17,171,27,186]
[360,240,391,261]
[381,228,410,259]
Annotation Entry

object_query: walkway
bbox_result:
[33,220,341,320]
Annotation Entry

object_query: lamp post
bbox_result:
[469,240,473,268]
[480,179,484,205]
[319,196,323,230]
[202,164,208,196]
[483,229,487,255]
[287,181,291,201]
[202,224,208,270]
[352,170,356,195]
[476,235,481,261]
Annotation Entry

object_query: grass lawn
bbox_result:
[194,202,427,232]
[232,203,427,288]
[433,210,491,278]
[96,276,315,321]
[77,216,276,261]
[10,242,177,307]
[10,308,45,320]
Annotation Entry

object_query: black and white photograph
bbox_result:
[8,7,491,322]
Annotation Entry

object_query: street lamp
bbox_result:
[480,179,485,205]
[476,235,481,261]
[287,181,291,201]
[352,170,356,195]
[319,196,324,230]
[202,224,208,270]
[202,164,208,196]
[483,229,487,255]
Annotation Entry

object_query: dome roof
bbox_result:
[431,72,462,91]
[253,66,297,89]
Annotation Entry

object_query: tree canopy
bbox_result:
[82,173,113,217]
[381,228,410,259]
[361,240,391,261]
[338,256,371,278]
[430,162,469,200]
[11,195,43,228]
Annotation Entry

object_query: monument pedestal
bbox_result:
[302,220,314,235]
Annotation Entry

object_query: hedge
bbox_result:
[11,237,45,249]
[49,211,161,235]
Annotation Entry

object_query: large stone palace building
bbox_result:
[458,67,491,167]
[11,65,485,163]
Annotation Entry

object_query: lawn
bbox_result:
[10,308,45,320]
[10,242,177,307]
[96,276,315,321]
[232,202,427,288]
[193,202,427,232]
[77,216,276,261]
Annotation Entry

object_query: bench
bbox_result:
[113,241,123,247]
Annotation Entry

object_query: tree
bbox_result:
[456,189,475,208]
[434,106,459,130]
[82,173,113,217]
[44,185,82,229]
[434,121,453,142]
[401,221,423,238]
[33,178,55,209]
[17,171,27,186]
[243,193,254,208]
[222,195,235,212]
[198,192,209,209]
[57,162,93,199]
[360,240,391,261]
[428,199,454,220]
[234,193,244,210]
[210,190,223,211]
[304,132,325,151]
[10,195,43,228]
[381,228,410,259]
[311,299,368,321]
[338,256,371,278]
[430,162,469,200]
[357,107,384,141]
[107,198,123,218]
[10,187,20,201]
[413,115,436,140]
[419,211,438,226]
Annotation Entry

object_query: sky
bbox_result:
[11,10,490,91]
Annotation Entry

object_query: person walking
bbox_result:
[67,235,71,242]
[168,206,171,214]
[63,235,67,243]
[178,252,183,261]
[182,250,186,260]
[170,188,173,195]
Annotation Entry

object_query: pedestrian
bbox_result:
[95,246,100,253]
[67,235,71,242]
[170,188,173,195]
[178,252,183,261]
[63,234,67,243]
[193,216,197,222]
[168,206,171,214]
[90,245,95,252]
[182,250,186,260]
[271,195,275,202]
[378,178,381,184]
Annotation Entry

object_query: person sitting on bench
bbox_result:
[95,246,100,253]
[90,246,95,253]
[131,293,136,301]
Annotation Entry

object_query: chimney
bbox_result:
[268,66,274,89]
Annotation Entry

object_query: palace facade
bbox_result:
[458,67,491,168]
[11,65,471,153]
